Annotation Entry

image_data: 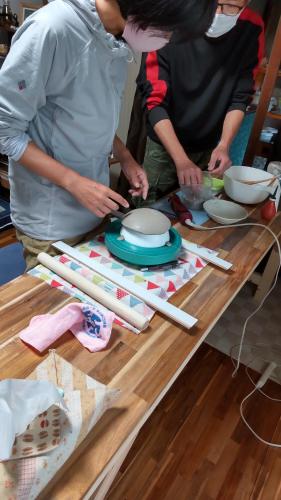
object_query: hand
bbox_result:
[208,145,232,176]
[66,173,129,218]
[176,159,203,185]
[121,158,149,200]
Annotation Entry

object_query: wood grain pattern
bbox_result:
[0,228,17,247]
[107,345,281,500]
[0,206,280,498]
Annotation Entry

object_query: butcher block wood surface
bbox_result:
[0,206,280,498]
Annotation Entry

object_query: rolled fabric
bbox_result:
[37,252,149,331]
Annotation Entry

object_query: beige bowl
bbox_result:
[203,199,248,225]
[224,166,275,204]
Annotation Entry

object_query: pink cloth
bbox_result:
[20,303,115,353]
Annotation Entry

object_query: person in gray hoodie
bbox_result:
[0,0,216,269]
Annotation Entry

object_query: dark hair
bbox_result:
[117,0,217,41]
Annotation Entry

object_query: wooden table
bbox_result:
[0,206,280,499]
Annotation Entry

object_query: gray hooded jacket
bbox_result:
[0,0,131,240]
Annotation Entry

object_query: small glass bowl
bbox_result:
[180,172,214,210]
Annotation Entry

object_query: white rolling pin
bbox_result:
[52,242,198,329]
[37,252,149,331]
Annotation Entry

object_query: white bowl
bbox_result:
[120,227,170,248]
[203,199,248,225]
[224,166,275,204]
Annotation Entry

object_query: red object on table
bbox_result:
[170,194,193,226]
[260,197,277,221]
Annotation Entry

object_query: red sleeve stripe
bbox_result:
[145,51,168,111]
[239,7,265,80]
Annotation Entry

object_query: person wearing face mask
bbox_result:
[0,0,216,269]
[128,1,264,207]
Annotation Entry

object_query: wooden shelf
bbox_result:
[267,111,281,120]
[259,66,281,77]
[244,17,281,165]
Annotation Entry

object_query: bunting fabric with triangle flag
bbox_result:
[29,235,217,334]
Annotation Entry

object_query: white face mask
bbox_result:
[206,13,240,38]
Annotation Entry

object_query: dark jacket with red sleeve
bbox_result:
[137,7,264,154]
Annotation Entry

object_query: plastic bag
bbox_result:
[0,379,63,461]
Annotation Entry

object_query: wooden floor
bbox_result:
[0,227,16,248]
[108,344,281,500]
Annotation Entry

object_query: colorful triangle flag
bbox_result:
[117,288,129,300]
[189,265,197,275]
[89,250,100,258]
[147,281,160,290]
[143,271,153,278]
[51,280,62,288]
[134,275,146,283]
[164,270,176,277]
[167,281,176,293]
[100,257,111,265]
[80,268,90,278]
[196,258,204,269]
[152,275,165,284]
[40,274,52,281]
[70,262,80,271]
[111,262,123,270]
[175,277,184,287]
[92,275,104,285]
[183,269,189,280]
[130,295,142,308]
[143,304,153,316]
[59,255,70,264]
[88,240,98,247]
[114,318,124,327]
[158,289,168,299]
[123,269,134,277]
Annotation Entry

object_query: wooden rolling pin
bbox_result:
[37,252,149,331]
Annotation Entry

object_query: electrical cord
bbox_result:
[187,219,281,447]
[240,386,281,448]
[245,366,281,403]
[230,345,281,447]
[187,221,281,376]
[230,344,281,402]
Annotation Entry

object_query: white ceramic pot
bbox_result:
[223,166,275,204]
